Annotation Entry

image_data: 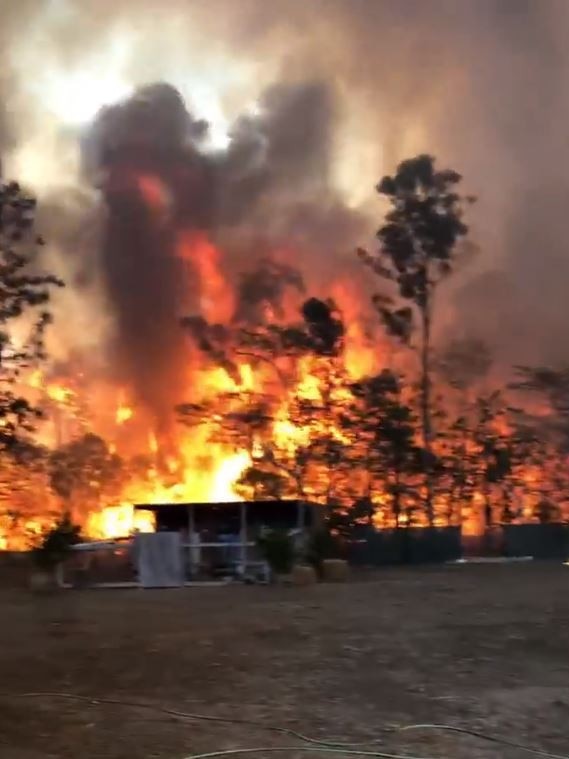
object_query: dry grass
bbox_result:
[1,563,569,758]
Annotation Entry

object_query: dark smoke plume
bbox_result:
[83,79,358,431]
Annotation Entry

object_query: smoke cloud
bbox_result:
[0,0,568,431]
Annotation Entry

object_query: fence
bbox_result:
[502,524,569,559]
[349,524,569,566]
[348,526,462,566]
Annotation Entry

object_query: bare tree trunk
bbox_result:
[393,468,401,528]
[421,298,434,526]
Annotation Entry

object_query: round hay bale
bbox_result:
[291,564,318,586]
[322,558,349,582]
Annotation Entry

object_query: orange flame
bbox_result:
[176,230,235,323]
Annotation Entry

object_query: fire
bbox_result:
[177,230,235,323]
[148,430,159,455]
[2,158,566,554]
[29,370,75,405]
[136,174,170,216]
[87,503,156,539]
[0,143,266,547]
[3,289,568,551]
[210,451,252,502]
[116,404,133,425]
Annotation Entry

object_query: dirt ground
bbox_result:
[0,563,568,759]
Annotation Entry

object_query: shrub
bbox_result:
[31,514,81,571]
[305,528,343,573]
[257,528,295,576]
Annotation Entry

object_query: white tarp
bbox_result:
[136,532,184,588]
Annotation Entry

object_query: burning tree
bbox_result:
[3,148,568,550]
[345,370,420,527]
[358,155,474,523]
[0,181,64,547]
[49,433,125,518]
[179,294,351,505]
[0,181,64,449]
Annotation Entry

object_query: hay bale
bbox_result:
[321,559,349,582]
[273,573,292,585]
[29,570,58,594]
[291,564,318,586]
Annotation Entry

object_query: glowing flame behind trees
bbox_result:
[0,182,64,443]
[0,180,65,547]
[175,236,569,534]
[5,153,569,549]
[178,295,355,509]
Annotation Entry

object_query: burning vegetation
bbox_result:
[1,84,569,550]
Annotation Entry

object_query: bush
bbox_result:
[257,528,295,576]
[305,528,343,573]
[31,514,81,571]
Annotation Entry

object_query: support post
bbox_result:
[239,502,248,577]
[297,500,306,530]
[188,505,196,579]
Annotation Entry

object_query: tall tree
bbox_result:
[358,155,473,523]
[0,180,64,450]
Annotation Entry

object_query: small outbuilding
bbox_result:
[130,499,321,587]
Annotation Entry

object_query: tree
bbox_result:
[0,442,60,548]
[507,366,569,522]
[347,370,420,527]
[179,295,348,504]
[472,393,515,527]
[49,434,124,519]
[511,366,569,450]
[358,155,473,522]
[0,180,64,450]
[437,337,492,394]
[235,466,291,500]
[434,338,492,526]
[31,513,82,572]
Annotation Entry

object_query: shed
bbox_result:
[133,499,321,585]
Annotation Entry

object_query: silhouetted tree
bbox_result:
[512,366,569,449]
[472,393,515,527]
[180,296,348,503]
[435,338,492,526]
[49,434,124,517]
[347,370,419,526]
[437,337,492,393]
[0,180,64,450]
[358,155,474,522]
[235,466,291,500]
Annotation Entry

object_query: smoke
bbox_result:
[81,77,361,427]
[0,0,568,429]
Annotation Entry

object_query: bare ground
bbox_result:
[0,564,568,759]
